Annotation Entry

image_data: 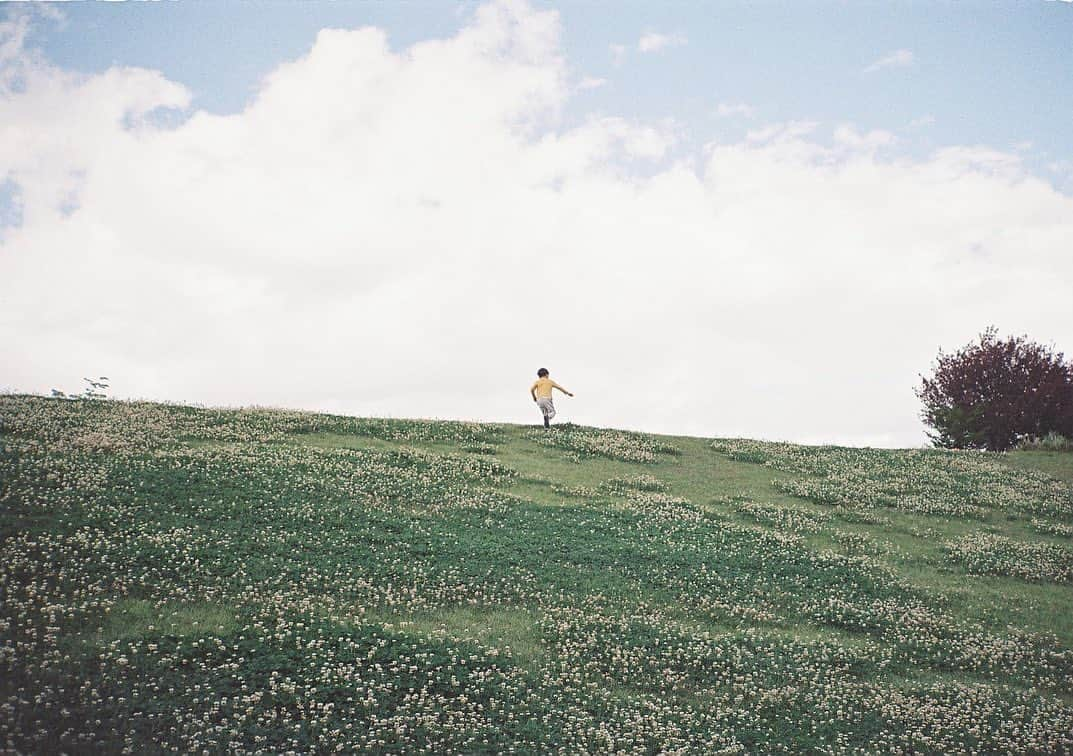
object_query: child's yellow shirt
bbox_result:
[531,377,563,399]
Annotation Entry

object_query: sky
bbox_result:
[1,0,1072,447]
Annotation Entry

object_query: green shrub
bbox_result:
[1013,431,1073,452]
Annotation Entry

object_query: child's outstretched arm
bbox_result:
[552,381,574,397]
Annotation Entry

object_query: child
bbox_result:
[530,368,574,428]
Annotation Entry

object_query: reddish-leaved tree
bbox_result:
[916,328,1073,451]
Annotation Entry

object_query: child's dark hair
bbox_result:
[537,368,549,377]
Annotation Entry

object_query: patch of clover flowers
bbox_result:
[733,500,831,534]
[460,442,499,455]
[549,482,603,499]
[3,395,1073,753]
[538,602,891,693]
[599,473,669,494]
[831,529,882,555]
[536,602,1072,753]
[550,475,669,504]
[943,532,1073,584]
[802,593,1073,690]
[526,424,680,463]
[0,393,501,451]
[711,438,1073,522]
[1031,518,1073,538]
[830,506,893,527]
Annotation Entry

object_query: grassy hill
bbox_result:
[2,394,1072,754]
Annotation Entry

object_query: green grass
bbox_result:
[93,599,238,644]
[2,394,1072,753]
[1001,449,1073,484]
[366,606,545,670]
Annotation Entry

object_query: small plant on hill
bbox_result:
[51,375,110,400]
[916,328,1073,451]
[1014,431,1073,452]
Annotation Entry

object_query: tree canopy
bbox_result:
[917,328,1073,451]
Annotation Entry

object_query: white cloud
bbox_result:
[908,114,935,128]
[2,2,1072,448]
[715,102,754,119]
[833,124,896,152]
[0,13,29,64]
[637,32,686,53]
[576,76,606,91]
[863,49,914,74]
[609,43,627,66]
[746,120,819,145]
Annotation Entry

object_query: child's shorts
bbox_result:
[536,397,556,420]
